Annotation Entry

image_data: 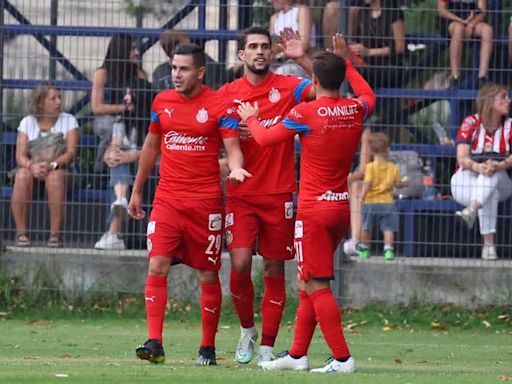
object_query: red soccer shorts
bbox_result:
[225,193,295,260]
[294,207,350,280]
[147,197,224,271]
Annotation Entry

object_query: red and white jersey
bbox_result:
[282,96,369,211]
[456,114,512,169]
[217,72,313,196]
[148,86,239,200]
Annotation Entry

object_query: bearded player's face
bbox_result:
[239,34,272,75]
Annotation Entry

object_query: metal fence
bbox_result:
[1,0,512,263]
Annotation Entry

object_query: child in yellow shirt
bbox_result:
[357,132,408,260]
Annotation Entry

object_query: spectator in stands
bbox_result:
[11,82,79,247]
[451,83,512,260]
[437,0,493,89]
[269,0,315,76]
[152,30,227,91]
[322,0,361,48]
[91,34,153,250]
[356,132,407,260]
[349,0,406,136]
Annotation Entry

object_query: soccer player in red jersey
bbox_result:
[128,43,250,366]
[237,34,376,373]
[217,26,314,364]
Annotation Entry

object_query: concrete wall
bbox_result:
[0,247,511,308]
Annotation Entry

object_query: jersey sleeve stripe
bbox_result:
[150,111,159,123]
[282,117,310,135]
[219,116,240,130]
[355,99,370,121]
[293,79,313,103]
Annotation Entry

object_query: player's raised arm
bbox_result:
[128,131,161,219]
[332,33,376,116]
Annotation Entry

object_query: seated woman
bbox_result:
[349,0,406,135]
[11,82,79,247]
[91,34,152,250]
[437,0,493,88]
[451,83,512,260]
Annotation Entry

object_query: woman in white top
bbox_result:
[269,0,313,53]
[451,83,512,260]
[11,82,79,247]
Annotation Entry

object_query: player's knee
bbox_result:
[148,256,171,276]
[198,270,219,284]
[263,259,284,276]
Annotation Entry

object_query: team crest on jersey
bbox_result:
[147,238,153,252]
[196,108,209,123]
[295,220,304,239]
[268,88,281,103]
[208,213,222,231]
[147,221,156,235]
[225,212,234,228]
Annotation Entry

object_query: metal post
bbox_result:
[219,0,227,65]
[338,0,348,36]
[0,0,5,251]
[135,5,143,67]
[238,0,252,30]
[49,0,58,80]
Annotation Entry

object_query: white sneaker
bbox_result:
[481,245,498,260]
[235,326,258,364]
[455,207,477,229]
[260,352,309,371]
[343,239,358,256]
[94,232,126,250]
[111,197,128,219]
[310,356,356,374]
[257,345,275,366]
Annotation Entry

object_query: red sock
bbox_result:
[289,290,316,357]
[145,274,167,344]
[260,274,286,346]
[200,280,222,347]
[310,288,350,360]
[230,270,254,328]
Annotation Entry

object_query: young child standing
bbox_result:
[357,132,407,260]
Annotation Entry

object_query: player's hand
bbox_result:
[237,101,259,122]
[228,168,252,184]
[128,192,146,220]
[331,33,350,60]
[279,27,305,60]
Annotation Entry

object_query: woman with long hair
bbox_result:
[451,83,512,260]
[91,33,152,250]
[11,82,79,247]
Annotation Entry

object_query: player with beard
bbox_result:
[217,26,314,365]
[237,34,376,373]
[128,43,250,366]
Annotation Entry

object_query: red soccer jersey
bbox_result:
[244,61,375,211]
[282,96,369,210]
[148,86,239,200]
[217,72,313,196]
[456,114,512,157]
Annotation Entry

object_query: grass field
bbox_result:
[0,313,510,384]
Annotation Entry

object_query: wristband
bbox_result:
[50,161,59,170]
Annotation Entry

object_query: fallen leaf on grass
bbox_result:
[0,312,10,317]
[55,373,69,378]
[219,325,230,330]
[346,320,368,330]
[60,354,72,359]
[500,376,512,381]
[416,360,428,364]
[23,356,40,360]
[482,320,492,328]
[29,319,49,326]
[498,315,510,321]
[349,329,364,335]
[383,325,402,331]
[431,322,448,331]
[394,359,402,364]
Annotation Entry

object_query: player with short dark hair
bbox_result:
[237,35,376,373]
[217,25,314,365]
[129,43,250,366]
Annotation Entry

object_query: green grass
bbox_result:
[0,315,511,384]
